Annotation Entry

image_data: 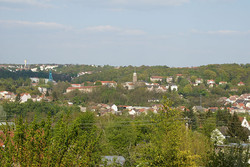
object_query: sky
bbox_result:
[0,0,250,67]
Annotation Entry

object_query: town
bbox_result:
[0,63,249,166]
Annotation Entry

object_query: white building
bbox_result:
[20,93,31,103]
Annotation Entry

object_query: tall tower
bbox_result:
[24,59,27,69]
[49,70,53,82]
[133,72,137,83]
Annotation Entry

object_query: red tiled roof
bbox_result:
[67,86,97,90]
[20,93,30,96]
[101,81,116,84]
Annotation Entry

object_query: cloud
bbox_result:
[84,25,146,35]
[121,29,146,35]
[0,0,52,8]
[85,25,121,32]
[0,20,146,36]
[191,29,250,35]
[0,20,71,30]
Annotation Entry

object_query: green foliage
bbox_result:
[131,97,203,166]
[2,101,80,121]
[228,113,249,142]
[0,112,101,166]
[207,146,250,167]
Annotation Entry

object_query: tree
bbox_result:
[15,93,21,102]
[183,84,193,95]
[202,117,216,138]
[207,146,250,167]
[204,70,217,79]
[228,113,248,142]
[95,81,102,86]
[132,97,200,166]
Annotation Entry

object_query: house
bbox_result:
[192,106,204,113]
[193,78,203,86]
[236,103,245,109]
[239,117,250,131]
[176,74,183,79]
[20,93,31,103]
[31,68,38,72]
[111,104,118,112]
[207,80,215,85]
[129,109,136,116]
[100,81,117,88]
[166,77,173,83]
[150,76,163,82]
[38,87,47,94]
[156,86,167,92]
[123,82,135,90]
[170,85,178,91]
[208,107,219,112]
[209,83,215,88]
[30,77,40,83]
[219,81,227,85]
[238,82,245,86]
[0,91,15,100]
[66,86,97,93]
[71,84,82,87]
[226,96,238,104]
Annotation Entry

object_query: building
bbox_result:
[71,84,82,87]
[133,72,137,83]
[170,85,178,91]
[30,77,40,83]
[38,87,47,94]
[195,78,203,84]
[20,93,31,103]
[238,82,245,86]
[219,81,227,85]
[207,80,215,85]
[100,81,117,88]
[150,76,163,82]
[66,86,97,93]
[166,76,173,83]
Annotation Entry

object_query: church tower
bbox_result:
[133,72,137,83]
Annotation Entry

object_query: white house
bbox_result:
[150,76,163,82]
[123,82,135,90]
[195,78,203,85]
[241,117,250,131]
[20,93,31,103]
[38,87,47,94]
[238,82,245,86]
[111,104,118,112]
[170,85,178,91]
[30,77,39,83]
[207,80,215,85]
[219,81,227,85]
[100,81,117,88]
[129,109,136,116]
[166,77,173,83]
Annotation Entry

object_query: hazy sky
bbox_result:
[0,0,250,67]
